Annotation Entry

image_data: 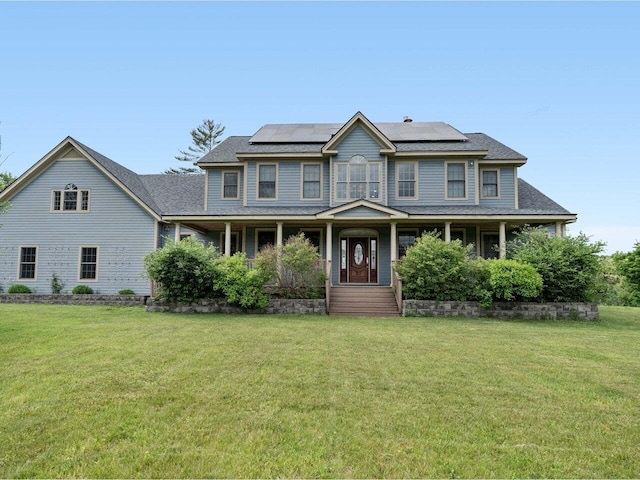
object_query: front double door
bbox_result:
[341,237,378,284]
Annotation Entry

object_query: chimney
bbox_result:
[403,116,413,123]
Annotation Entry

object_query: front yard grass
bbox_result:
[1,305,639,478]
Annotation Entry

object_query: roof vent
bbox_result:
[403,116,413,123]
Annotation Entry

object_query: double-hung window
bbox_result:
[335,155,381,201]
[258,164,277,199]
[302,164,321,199]
[79,246,98,280]
[52,183,90,212]
[481,169,499,198]
[396,162,417,199]
[446,162,467,199]
[222,171,239,199]
[397,230,418,258]
[19,246,38,280]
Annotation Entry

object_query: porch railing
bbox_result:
[391,261,403,314]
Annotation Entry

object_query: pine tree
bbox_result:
[165,119,225,174]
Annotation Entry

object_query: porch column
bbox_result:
[325,222,333,279]
[555,221,563,237]
[276,222,283,247]
[224,222,232,256]
[390,222,397,262]
[444,222,452,242]
[174,223,181,243]
[499,221,507,259]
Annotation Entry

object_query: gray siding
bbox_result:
[206,168,244,209]
[0,159,156,295]
[479,166,516,208]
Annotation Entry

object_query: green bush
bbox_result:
[254,233,325,298]
[215,252,268,309]
[118,289,135,295]
[143,237,220,303]
[487,259,543,303]
[72,285,94,294]
[394,231,486,301]
[506,227,605,302]
[51,273,65,294]
[8,284,32,294]
[613,242,640,306]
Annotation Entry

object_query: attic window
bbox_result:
[52,184,90,212]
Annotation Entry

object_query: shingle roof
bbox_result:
[199,133,526,164]
[139,174,205,215]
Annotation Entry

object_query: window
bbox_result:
[481,233,500,259]
[450,229,466,244]
[52,183,90,212]
[481,169,499,198]
[335,155,381,201]
[396,162,417,199]
[398,230,418,258]
[302,164,321,199]
[220,232,240,255]
[223,172,239,199]
[79,247,98,280]
[300,229,322,255]
[446,162,466,199]
[258,164,277,199]
[19,246,37,280]
[255,229,276,254]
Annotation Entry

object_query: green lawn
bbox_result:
[1,305,639,478]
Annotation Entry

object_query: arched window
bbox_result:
[335,155,381,201]
[52,183,90,212]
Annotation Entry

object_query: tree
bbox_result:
[613,242,640,306]
[165,119,225,174]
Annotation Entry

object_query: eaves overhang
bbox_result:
[321,111,397,155]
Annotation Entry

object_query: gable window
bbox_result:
[335,155,381,201]
[446,162,467,199]
[302,163,322,199]
[52,183,90,212]
[19,246,38,280]
[223,171,240,199]
[258,164,277,199]
[481,169,499,198]
[396,162,417,199]
[79,246,98,280]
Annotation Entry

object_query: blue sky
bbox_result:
[1,2,638,254]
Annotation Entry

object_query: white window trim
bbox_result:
[78,245,99,282]
[256,163,278,201]
[51,188,91,213]
[221,170,241,200]
[333,161,383,202]
[17,245,39,281]
[300,162,323,201]
[480,168,501,199]
[444,161,468,201]
[395,161,418,200]
[298,228,324,257]
[255,228,276,256]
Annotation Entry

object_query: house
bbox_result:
[0,112,576,298]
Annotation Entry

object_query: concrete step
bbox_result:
[329,286,400,317]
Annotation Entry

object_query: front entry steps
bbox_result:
[329,286,401,317]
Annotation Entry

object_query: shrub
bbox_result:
[215,252,268,309]
[487,259,543,302]
[51,273,65,294]
[613,242,640,306]
[118,289,135,295]
[254,233,325,298]
[506,227,605,302]
[8,284,32,294]
[394,231,483,301]
[72,285,94,294]
[143,237,220,303]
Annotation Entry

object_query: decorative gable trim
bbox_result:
[316,199,408,219]
[321,111,396,155]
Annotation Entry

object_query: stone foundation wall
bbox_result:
[0,294,147,307]
[403,300,599,320]
[145,298,326,315]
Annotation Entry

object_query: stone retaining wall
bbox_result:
[0,294,148,307]
[403,300,599,320]
[146,298,326,315]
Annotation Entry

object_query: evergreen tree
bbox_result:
[165,119,225,174]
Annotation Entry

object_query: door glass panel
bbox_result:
[341,239,347,269]
[354,244,364,265]
[370,239,377,269]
